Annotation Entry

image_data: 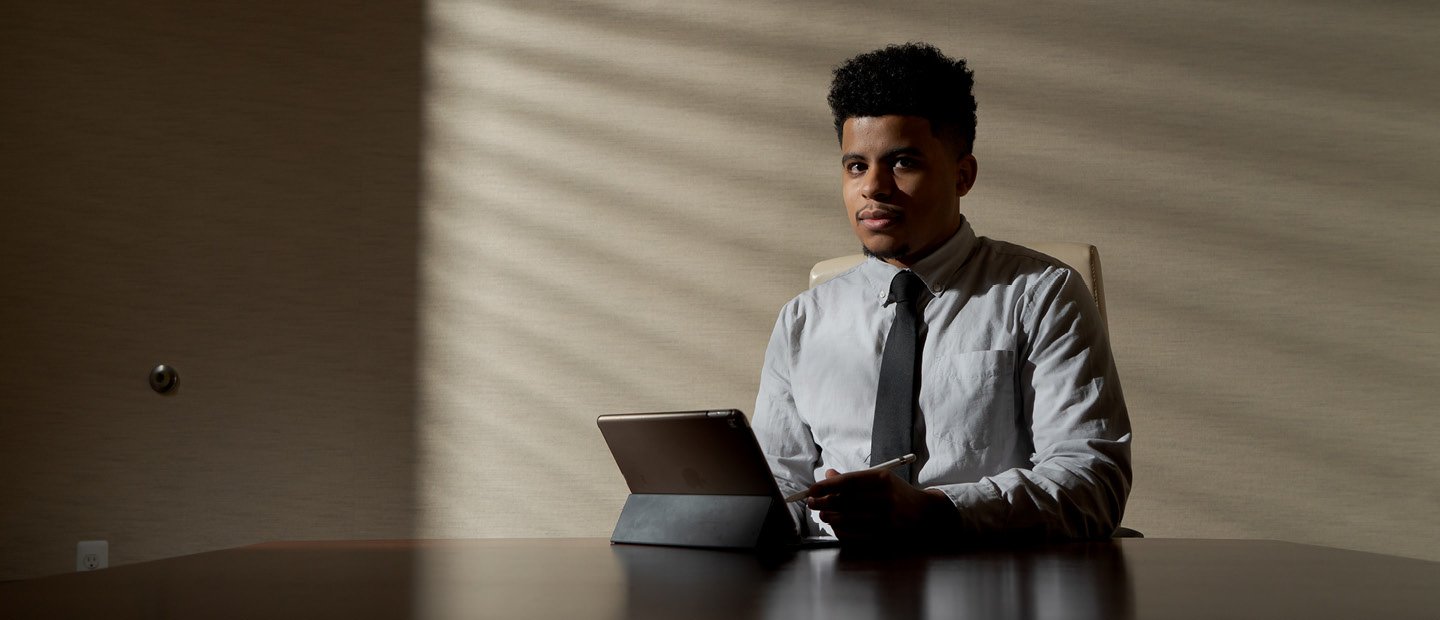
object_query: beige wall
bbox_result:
[3,0,1437,581]
[1,2,421,579]
[420,0,1440,561]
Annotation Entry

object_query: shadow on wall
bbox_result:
[420,0,1440,562]
[0,0,424,580]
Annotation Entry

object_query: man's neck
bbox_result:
[883,221,964,269]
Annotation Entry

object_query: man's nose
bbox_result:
[862,167,895,201]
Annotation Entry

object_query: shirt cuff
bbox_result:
[929,480,1005,535]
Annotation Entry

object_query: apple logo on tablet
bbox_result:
[682,467,706,490]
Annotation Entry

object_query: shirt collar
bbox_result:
[859,218,978,303]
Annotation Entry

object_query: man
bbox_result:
[752,43,1131,545]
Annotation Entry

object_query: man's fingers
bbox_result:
[807,468,892,499]
[807,486,884,511]
[806,470,852,497]
[817,510,882,527]
[802,467,943,544]
[820,511,889,543]
[806,491,849,511]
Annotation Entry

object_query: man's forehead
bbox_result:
[841,115,942,151]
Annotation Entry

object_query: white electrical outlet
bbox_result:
[77,540,108,571]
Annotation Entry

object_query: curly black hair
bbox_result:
[827,42,977,156]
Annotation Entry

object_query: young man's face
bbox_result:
[841,115,977,267]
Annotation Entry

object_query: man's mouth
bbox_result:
[857,207,902,232]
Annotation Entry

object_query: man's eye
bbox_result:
[846,162,866,174]
[894,158,918,169]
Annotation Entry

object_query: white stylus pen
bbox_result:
[783,453,918,503]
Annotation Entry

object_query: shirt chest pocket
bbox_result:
[919,349,1019,452]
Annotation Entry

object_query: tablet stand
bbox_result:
[610,494,796,549]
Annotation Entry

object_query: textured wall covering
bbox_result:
[0,2,422,579]
[421,0,1440,560]
[2,0,1437,583]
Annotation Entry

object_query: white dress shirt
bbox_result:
[753,219,1132,539]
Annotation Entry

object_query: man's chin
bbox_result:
[862,243,910,261]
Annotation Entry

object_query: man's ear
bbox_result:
[955,153,978,197]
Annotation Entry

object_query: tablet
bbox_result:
[597,409,780,497]
[598,410,842,549]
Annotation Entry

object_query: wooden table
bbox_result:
[2,538,1436,618]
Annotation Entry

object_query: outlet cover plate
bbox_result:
[77,540,108,571]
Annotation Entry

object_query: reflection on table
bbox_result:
[3,538,1437,619]
[616,541,1130,619]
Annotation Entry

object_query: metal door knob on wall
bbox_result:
[149,365,178,395]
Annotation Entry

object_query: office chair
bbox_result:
[808,242,1142,538]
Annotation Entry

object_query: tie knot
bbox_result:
[888,270,927,306]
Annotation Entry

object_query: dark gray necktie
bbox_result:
[871,270,926,483]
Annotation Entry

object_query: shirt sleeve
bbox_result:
[930,267,1133,540]
[751,302,822,535]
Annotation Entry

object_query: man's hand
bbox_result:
[805,468,959,544]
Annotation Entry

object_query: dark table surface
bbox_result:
[3,537,1437,619]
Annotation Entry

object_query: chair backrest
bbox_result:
[808,242,1108,327]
